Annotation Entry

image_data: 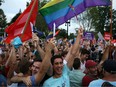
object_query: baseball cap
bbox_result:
[85,60,97,68]
[103,59,116,74]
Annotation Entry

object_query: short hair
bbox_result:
[51,55,63,65]
[73,58,80,69]
[80,48,90,55]
[33,58,42,62]
[61,51,68,57]
[103,59,116,74]
[31,58,42,65]
[18,58,32,74]
[0,53,5,59]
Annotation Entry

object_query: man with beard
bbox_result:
[89,59,116,87]
[82,60,98,86]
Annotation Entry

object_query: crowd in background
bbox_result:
[0,27,116,87]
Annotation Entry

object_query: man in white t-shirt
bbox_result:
[79,48,90,72]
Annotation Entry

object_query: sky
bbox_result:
[1,0,116,34]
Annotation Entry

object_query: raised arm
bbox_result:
[34,40,55,84]
[7,46,17,85]
[32,33,45,59]
[66,27,83,69]
[33,33,53,76]
[99,45,110,65]
[97,45,110,73]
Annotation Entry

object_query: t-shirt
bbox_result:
[69,69,85,87]
[0,74,7,86]
[39,74,50,86]
[82,75,96,87]
[18,75,36,87]
[89,79,116,87]
[63,59,67,65]
[80,61,86,72]
[43,64,70,87]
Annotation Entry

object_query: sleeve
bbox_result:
[88,80,100,87]
[43,80,50,87]
[82,75,93,87]
[88,82,95,87]
[30,75,36,86]
[63,59,67,65]
[63,64,70,75]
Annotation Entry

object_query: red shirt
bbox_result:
[82,75,96,87]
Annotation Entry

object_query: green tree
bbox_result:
[0,0,4,6]
[78,6,116,37]
[89,6,116,36]
[57,29,67,39]
[68,33,75,39]
[35,0,49,37]
[89,7,111,34]
[112,9,116,36]
[10,10,22,24]
[0,9,7,36]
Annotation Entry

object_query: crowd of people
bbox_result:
[0,27,116,87]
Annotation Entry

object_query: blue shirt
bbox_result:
[89,79,116,87]
[43,64,70,87]
[0,74,7,86]
[18,75,36,87]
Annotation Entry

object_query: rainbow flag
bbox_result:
[39,0,111,30]
[46,30,60,40]
[46,31,53,40]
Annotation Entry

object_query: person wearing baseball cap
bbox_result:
[82,60,98,86]
[102,59,116,74]
[89,59,116,87]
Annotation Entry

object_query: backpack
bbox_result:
[101,82,116,87]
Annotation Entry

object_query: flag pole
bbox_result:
[109,0,113,59]
[20,0,37,39]
[110,0,113,39]
[53,23,56,37]
[68,4,81,27]
[75,13,81,27]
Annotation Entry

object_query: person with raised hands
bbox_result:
[32,33,53,77]
[32,32,46,59]
[43,27,83,87]
[10,34,55,86]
